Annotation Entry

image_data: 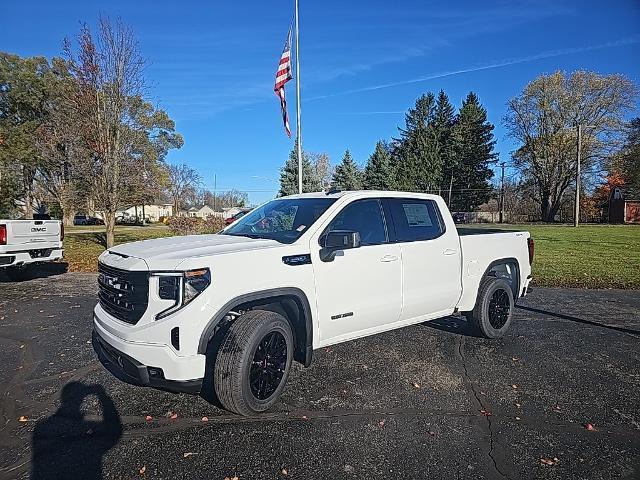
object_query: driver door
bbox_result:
[311,199,402,345]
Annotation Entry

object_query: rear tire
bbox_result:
[213,309,293,416]
[465,277,514,338]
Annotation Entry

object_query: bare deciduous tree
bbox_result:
[167,163,201,214]
[504,70,637,222]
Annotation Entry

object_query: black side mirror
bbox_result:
[321,230,360,262]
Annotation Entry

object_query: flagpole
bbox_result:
[294,0,303,194]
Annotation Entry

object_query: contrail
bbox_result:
[308,38,640,101]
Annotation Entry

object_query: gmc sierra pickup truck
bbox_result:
[0,220,64,280]
[93,191,533,415]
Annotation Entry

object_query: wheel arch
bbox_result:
[480,257,522,300]
[197,288,314,366]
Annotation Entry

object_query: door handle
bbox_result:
[443,249,457,256]
[380,255,399,262]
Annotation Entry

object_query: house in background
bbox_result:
[608,187,640,224]
[179,205,219,218]
[222,206,249,219]
[117,204,174,222]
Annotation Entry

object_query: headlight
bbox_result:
[155,268,210,319]
[183,269,211,305]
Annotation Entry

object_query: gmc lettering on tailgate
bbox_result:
[31,227,47,232]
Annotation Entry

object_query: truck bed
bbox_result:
[456,227,517,235]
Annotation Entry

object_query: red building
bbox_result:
[608,187,640,224]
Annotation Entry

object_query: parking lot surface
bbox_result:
[0,271,639,479]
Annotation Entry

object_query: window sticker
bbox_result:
[402,203,432,227]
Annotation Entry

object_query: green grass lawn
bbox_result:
[63,223,640,289]
[471,224,640,289]
[64,225,172,272]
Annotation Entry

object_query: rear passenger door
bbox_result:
[383,198,462,320]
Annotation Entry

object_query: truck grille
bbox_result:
[98,262,149,324]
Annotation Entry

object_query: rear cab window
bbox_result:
[384,198,445,242]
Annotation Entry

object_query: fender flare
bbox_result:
[479,257,522,298]
[197,287,314,366]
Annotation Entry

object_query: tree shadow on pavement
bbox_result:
[421,315,481,337]
[31,382,122,480]
[516,305,640,337]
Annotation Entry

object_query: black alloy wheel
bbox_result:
[488,288,511,329]
[249,331,288,400]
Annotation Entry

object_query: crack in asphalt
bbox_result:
[456,336,511,480]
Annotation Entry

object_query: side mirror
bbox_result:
[321,230,360,261]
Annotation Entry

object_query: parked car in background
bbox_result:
[0,219,64,280]
[74,215,104,226]
[225,209,251,225]
[93,190,533,416]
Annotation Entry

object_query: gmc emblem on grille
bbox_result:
[31,227,47,232]
[99,273,123,291]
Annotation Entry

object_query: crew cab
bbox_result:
[92,191,533,415]
[0,220,64,280]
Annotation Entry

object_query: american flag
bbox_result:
[274,27,293,137]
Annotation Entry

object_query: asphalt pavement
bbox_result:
[0,270,639,479]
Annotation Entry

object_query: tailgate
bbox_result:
[7,220,61,246]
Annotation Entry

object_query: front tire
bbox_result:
[466,277,514,338]
[213,310,293,416]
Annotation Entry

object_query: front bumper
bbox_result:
[92,328,204,395]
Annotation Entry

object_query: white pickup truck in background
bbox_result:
[0,220,64,280]
[92,190,533,416]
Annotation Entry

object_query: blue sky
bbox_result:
[2,0,639,204]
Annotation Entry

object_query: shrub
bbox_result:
[167,216,226,236]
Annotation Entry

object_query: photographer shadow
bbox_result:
[31,382,122,480]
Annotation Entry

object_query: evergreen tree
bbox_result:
[278,141,321,196]
[433,90,457,200]
[332,150,362,190]
[364,141,392,190]
[394,93,442,191]
[449,92,496,211]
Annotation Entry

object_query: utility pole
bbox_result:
[294,0,303,194]
[213,174,217,212]
[574,124,582,227]
[499,162,506,223]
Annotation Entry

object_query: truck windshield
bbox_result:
[221,197,337,244]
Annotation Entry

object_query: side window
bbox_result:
[387,199,444,242]
[323,199,387,246]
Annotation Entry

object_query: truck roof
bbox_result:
[281,190,442,201]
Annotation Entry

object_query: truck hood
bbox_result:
[100,233,284,271]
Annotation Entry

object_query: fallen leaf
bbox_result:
[201,416,209,422]
[19,345,25,349]
[540,457,559,466]
[139,466,146,475]
[511,384,518,389]
[301,415,308,420]
[480,409,492,416]
[145,415,153,422]
[281,468,288,475]
[584,423,595,431]
[378,419,385,428]
[427,431,437,437]
[412,382,421,389]
[170,413,178,420]
[515,416,521,421]
[515,402,522,408]
[18,416,28,422]
[183,452,198,458]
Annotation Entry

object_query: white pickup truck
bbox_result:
[0,220,64,280]
[92,191,533,415]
